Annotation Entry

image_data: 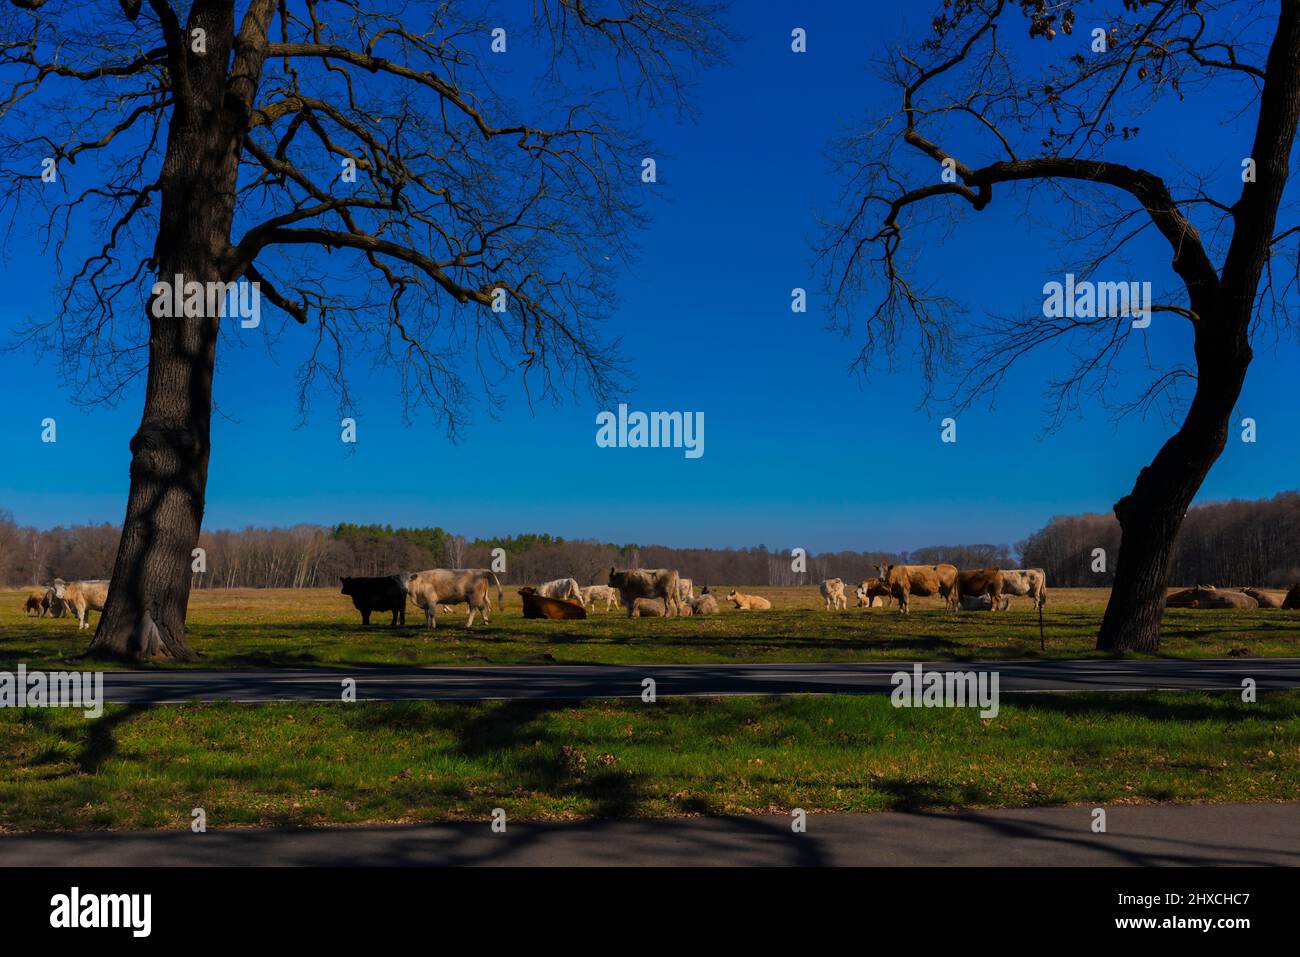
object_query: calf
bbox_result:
[960,593,1011,611]
[580,585,621,612]
[876,563,958,614]
[51,579,110,631]
[518,587,587,620]
[726,589,771,610]
[855,577,890,608]
[405,568,503,629]
[340,575,407,626]
[819,578,847,610]
[609,566,682,618]
[23,590,43,616]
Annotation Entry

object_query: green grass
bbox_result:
[3,586,1300,670]
[1,691,1297,831]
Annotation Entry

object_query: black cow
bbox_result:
[340,575,407,626]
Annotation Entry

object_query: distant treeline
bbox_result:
[1020,491,1300,588]
[1,492,1296,589]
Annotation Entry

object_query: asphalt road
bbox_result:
[1,803,1295,866]
[84,657,1300,703]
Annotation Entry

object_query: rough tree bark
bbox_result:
[1099,4,1300,652]
[89,0,272,661]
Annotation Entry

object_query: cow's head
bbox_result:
[726,589,738,600]
[875,563,889,579]
[608,567,625,588]
[518,586,537,597]
[339,577,355,596]
[51,579,67,599]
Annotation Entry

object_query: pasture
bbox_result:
[1,691,1297,830]
[4,585,1300,670]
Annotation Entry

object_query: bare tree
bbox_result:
[819,0,1300,651]
[1,0,726,660]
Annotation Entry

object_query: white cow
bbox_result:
[1000,569,1047,610]
[819,578,847,610]
[676,578,696,603]
[538,577,585,606]
[580,585,621,612]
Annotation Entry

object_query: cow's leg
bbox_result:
[362,608,371,626]
[466,605,478,628]
[426,605,436,629]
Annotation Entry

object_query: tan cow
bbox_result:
[876,563,958,614]
[631,597,667,618]
[538,577,585,606]
[23,590,44,616]
[726,589,771,610]
[1198,588,1259,609]
[676,578,696,603]
[819,578,847,610]
[688,593,720,615]
[1242,588,1286,609]
[1000,568,1047,610]
[404,568,503,629]
[609,567,682,618]
[957,569,1005,611]
[580,585,621,612]
[51,579,110,631]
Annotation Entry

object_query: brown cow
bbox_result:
[876,563,958,614]
[518,587,587,620]
[957,569,1005,611]
[1180,586,1259,609]
[855,577,891,608]
[23,590,44,616]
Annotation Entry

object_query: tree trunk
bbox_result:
[1097,330,1251,652]
[87,304,217,663]
[88,0,263,662]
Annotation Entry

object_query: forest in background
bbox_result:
[1,492,1297,590]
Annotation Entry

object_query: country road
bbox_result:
[76,657,1300,703]
[1,804,1295,866]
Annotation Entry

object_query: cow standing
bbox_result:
[819,578,847,610]
[51,579,110,631]
[340,575,407,626]
[405,568,504,629]
[876,564,958,613]
[609,567,682,618]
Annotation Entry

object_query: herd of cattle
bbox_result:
[336,563,1054,629]
[20,565,1300,632]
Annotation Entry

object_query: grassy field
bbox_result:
[1,691,1296,831]
[3,585,1299,670]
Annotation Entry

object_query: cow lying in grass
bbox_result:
[726,589,771,610]
[688,593,719,615]
[519,587,587,620]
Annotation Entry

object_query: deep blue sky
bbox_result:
[2,1,1296,552]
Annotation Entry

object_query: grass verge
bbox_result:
[1,690,1297,831]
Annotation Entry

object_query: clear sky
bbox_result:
[1,1,1296,553]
